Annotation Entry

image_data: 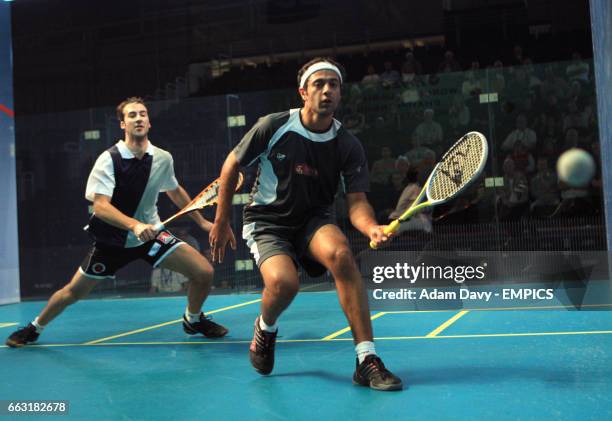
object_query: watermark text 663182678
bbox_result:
[0,401,69,416]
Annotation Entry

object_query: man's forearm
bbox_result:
[215,152,241,225]
[93,200,140,231]
[346,193,378,236]
[350,203,378,236]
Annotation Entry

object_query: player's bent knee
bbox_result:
[62,288,84,305]
[266,277,299,299]
[191,267,213,285]
[330,247,356,270]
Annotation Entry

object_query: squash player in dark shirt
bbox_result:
[210,58,402,391]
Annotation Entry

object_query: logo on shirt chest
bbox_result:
[275,152,286,161]
[295,164,319,177]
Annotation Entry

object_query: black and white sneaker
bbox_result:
[353,355,403,391]
[6,323,40,348]
[182,313,228,338]
[249,316,277,375]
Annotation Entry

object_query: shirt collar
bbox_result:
[116,140,155,158]
[292,108,342,140]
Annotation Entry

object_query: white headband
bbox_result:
[299,62,343,88]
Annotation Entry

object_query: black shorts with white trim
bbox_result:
[80,230,184,279]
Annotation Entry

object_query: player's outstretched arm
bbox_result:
[209,152,240,263]
[346,192,392,248]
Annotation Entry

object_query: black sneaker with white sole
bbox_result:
[182,313,228,338]
[6,323,40,348]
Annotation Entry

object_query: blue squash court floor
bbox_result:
[1,291,611,420]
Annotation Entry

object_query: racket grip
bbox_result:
[153,222,164,232]
[369,220,401,249]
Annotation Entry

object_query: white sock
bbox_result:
[355,341,377,364]
[32,317,45,334]
[259,316,277,332]
[185,308,201,324]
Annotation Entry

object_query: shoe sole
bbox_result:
[5,339,26,348]
[352,379,403,391]
[253,367,273,375]
[182,323,228,338]
[251,361,274,376]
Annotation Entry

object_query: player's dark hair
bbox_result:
[116,97,146,121]
[297,57,345,88]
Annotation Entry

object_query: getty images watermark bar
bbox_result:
[0,400,69,416]
[359,251,612,311]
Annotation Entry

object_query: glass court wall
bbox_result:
[15,59,605,298]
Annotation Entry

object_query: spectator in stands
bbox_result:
[370,146,397,186]
[529,157,560,217]
[522,58,542,93]
[563,128,581,149]
[403,50,423,75]
[532,112,546,135]
[566,52,590,84]
[521,97,537,127]
[562,100,586,133]
[506,67,530,100]
[544,114,562,138]
[375,167,409,223]
[388,169,432,234]
[404,136,436,186]
[544,93,563,122]
[448,93,470,138]
[540,66,568,100]
[567,80,587,109]
[510,45,525,66]
[380,61,400,88]
[343,82,363,108]
[582,102,598,136]
[502,114,537,152]
[413,108,443,154]
[497,157,529,220]
[461,61,483,99]
[426,72,440,87]
[537,115,562,153]
[553,174,593,218]
[394,155,411,182]
[532,112,551,140]
[361,64,380,90]
[343,105,366,135]
[434,180,495,225]
[539,136,560,162]
[438,50,461,73]
[368,150,403,220]
[399,61,422,104]
[509,139,535,174]
[489,60,506,95]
